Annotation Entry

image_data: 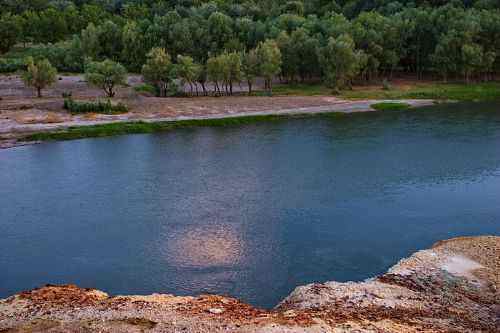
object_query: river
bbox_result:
[1,102,499,308]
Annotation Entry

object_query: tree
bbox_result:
[256,40,282,95]
[225,52,242,95]
[480,51,496,81]
[21,57,57,98]
[37,8,68,43]
[461,43,483,83]
[208,12,234,53]
[85,59,126,97]
[0,13,22,54]
[276,31,297,82]
[431,31,461,82]
[81,23,100,59]
[277,28,320,82]
[242,49,260,95]
[97,20,123,61]
[319,34,361,90]
[176,55,201,96]
[196,65,208,96]
[121,21,147,72]
[141,47,173,97]
[207,55,225,95]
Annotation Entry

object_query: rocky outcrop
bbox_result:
[1,236,499,332]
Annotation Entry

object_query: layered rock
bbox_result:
[1,236,499,332]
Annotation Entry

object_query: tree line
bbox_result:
[2,0,500,92]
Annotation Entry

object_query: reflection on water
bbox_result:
[1,101,500,308]
[164,225,244,268]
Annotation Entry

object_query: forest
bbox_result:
[1,0,500,95]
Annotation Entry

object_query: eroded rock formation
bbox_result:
[1,236,499,332]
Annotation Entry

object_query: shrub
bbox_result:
[63,98,128,114]
[7,42,84,73]
[61,91,72,98]
[166,79,185,97]
[0,58,25,73]
[85,59,127,97]
[371,102,411,111]
[21,57,58,97]
[382,78,392,90]
[134,83,157,96]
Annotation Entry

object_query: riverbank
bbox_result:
[1,236,498,332]
[0,97,434,149]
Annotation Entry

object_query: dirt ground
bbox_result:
[0,74,434,148]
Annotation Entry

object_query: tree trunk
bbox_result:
[247,80,252,95]
[37,87,42,98]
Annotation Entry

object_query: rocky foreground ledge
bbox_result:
[1,236,499,333]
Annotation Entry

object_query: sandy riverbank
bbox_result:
[0,95,434,149]
[1,236,498,332]
[0,74,439,148]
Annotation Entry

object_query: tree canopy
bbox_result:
[3,0,500,89]
[21,56,57,97]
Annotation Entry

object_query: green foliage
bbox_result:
[382,78,391,90]
[121,21,147,72]
[63,98,128,114]
[206,51,242,96]
[0,58,24,73]
[265,83,332,96]
[277,28,319,82]
[85,59,127,97]
[176,55,201,96]
[370,102,411,111]
[341,82,500,101]
[141,47,173,97]
[256,39,282,95]
[319,34,361,90]
[3,0,500,86]
[0,13,23,54]
[24,115,292,142]
[225,52,242,95]
[134,83,157,96]
[207,54,225,95]
[242,49,260,94]
[81,23,100,59]
[21,57,57,97]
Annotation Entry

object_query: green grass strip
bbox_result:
[370,102,411,111]
[24,113,345,142]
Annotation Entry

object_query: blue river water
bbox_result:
[1,102,499,308]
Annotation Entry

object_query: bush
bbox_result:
[0,58,24,73]
[3,41,84,73]
[61,91,72,98]
[166,79,185,97]
[382,78,392,90]
[63,98,128,114]
[371,102,411,111]
[134,83,157,96]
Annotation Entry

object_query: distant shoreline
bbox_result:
[0,99,435,149]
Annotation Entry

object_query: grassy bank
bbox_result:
[370,102,411,111]
[272,81,500,101]
[25,113,346,142]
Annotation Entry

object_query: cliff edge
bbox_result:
[1,236,499,332]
